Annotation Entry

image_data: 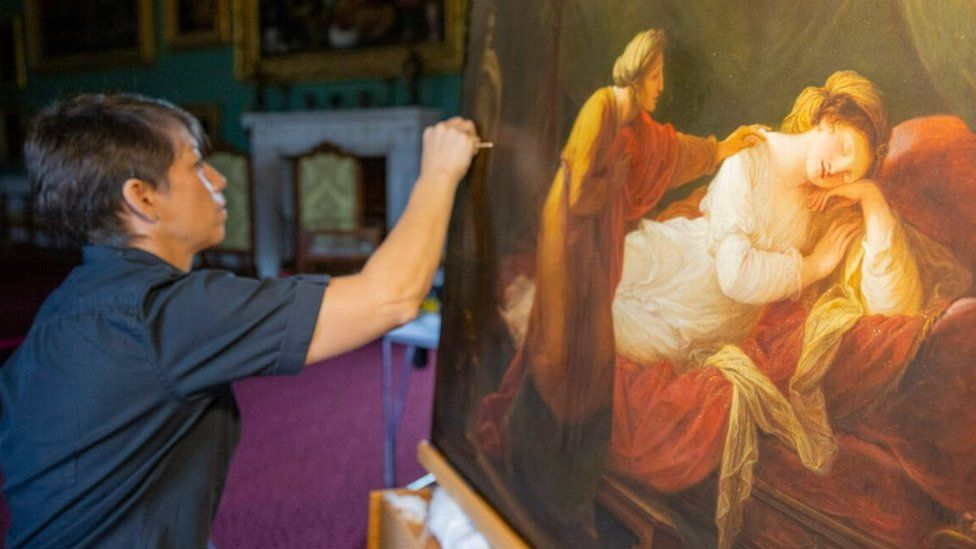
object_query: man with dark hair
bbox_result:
[0,93,479,547]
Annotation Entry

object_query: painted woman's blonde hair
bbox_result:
[612,29,667,88]
[782,70,891,174]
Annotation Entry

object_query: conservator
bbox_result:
[0,94,479,547]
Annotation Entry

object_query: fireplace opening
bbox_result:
[360,156,387,237]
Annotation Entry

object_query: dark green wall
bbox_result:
[0,0,461,151]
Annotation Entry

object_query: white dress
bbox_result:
[612,141,922,367]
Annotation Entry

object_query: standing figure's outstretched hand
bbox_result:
[716,124,770,163]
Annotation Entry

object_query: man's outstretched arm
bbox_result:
[304,118,479,364]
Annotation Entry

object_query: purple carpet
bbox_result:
[0,245,438,548]
[212,344,436,548]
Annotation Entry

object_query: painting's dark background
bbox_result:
[434,1,976,546]
[0,18,17,83]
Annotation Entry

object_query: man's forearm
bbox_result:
[360,174,458,319]
[304,118,475,364]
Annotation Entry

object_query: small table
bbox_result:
[381,312,440,487]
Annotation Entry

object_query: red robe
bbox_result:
[478,86,717,452]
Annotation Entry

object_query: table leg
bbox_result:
[382,337,395,488]
[393,345,414,429]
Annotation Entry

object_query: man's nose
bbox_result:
[206,163,228,191]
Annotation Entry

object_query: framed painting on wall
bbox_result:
[24,0,154,72]
[181,103,223,144]
[164,0,231,49]
[434,1,976,547]
[233,0,467,81]
[0,15,27,88]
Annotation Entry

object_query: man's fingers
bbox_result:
[442,117,478,137]
[430,119,481,152]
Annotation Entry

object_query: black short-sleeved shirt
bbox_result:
[0,245,328,548]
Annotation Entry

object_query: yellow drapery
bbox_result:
[704,223,969,548]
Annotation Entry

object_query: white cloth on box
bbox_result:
[426,487,490,549]
[382,492,428,525]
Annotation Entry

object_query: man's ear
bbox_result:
[121,178,159,224]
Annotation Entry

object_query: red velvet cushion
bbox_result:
[876,115,976,276]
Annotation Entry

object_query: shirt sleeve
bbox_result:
[671,132,718,188]
[702,151,803,304]
[143,271,329,398]
[859,221,923,315]
[715,236,804,304]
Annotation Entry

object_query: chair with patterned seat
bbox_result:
[291,142,383,275]
[201,144,255,275]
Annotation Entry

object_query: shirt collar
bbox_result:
[83,245,174,269]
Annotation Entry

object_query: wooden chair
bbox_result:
[201,143,256,275]
[291,142,382,275]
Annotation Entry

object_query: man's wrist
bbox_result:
[417,171,460,189]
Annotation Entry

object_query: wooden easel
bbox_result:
[416,440,530,548]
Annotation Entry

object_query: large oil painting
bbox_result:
[433,1,976,547]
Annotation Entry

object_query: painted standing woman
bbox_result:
[479,28,767,528]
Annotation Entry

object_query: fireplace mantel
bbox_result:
[242,107,441,277]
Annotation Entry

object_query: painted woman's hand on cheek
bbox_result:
[716,124,770,163]
[810,178,896,248]
[807,179,884,213]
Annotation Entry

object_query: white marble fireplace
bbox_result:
[242,107,441,277]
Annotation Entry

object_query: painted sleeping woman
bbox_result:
[608,70,970,545]
[613,70,915,369]
[492,68,969,544]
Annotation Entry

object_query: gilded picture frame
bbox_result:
[24,0,154,72]
[163,0,231,49]
[0,15,27,89]
[232,0,467,82]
